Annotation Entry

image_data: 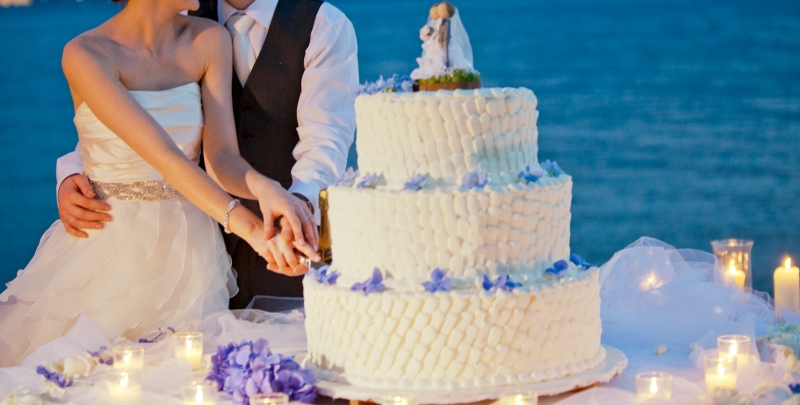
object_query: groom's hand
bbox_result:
[263,229,310,277]
[58,174,112,238]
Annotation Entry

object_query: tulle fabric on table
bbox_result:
[552,237,777,404]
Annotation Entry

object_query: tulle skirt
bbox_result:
[0,198,236,366]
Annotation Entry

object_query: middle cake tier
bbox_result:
[327,174,572,289]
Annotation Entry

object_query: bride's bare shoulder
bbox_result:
[61,29,118,74]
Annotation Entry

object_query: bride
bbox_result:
[0,0,320,366]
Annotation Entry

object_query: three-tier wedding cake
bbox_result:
[303,1,603,393]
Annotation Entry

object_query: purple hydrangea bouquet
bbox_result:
[206,339,316,404]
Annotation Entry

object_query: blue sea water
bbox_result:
[0,0,798,293]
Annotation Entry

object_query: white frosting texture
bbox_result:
[304,270,604,389]
[354,88,540,185]
[327,176,572,289]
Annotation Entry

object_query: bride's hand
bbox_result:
[249,177,319,255]
[244,226,314,277]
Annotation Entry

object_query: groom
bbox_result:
[55,0,358,309]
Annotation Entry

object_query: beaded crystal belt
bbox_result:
[90,179,183,201]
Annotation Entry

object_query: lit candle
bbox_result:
[635,372,673,400]
[249,392,289,405]
[498,391,538,405]
[704,354,737,395]
[718,335,751,368]
[113,346,144,370]
[181,381,217,405]
[727,261,746,290]
[174,332,203,370]
[108,369,142,404]
[640,272,662,291]
[774,257,800,316]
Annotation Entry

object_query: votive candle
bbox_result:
[704,354,737,395]
[635,372,673,400]
[498,391,538,405]
[249,392,289,405]
[718,335,751,369]
[108,369,142,404]
[775,257,800,316]
[380,395,420,405]
[181,381,218,405]
[113,346,144,370]
[174,332,203,370]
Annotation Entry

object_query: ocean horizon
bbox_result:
[0,0,798,294]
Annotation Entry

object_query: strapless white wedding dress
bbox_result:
[0,83,237,366]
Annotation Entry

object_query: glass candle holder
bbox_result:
[718,335,751,369]
[181,381,218,405]
[107,369,142,404]
[113,346,144,370]
[380,395,420,405]
[704,353,737,395]
[498,391,539,405]
[249,392,289,405]
[174,332,204,370]
[711,239,753,290]
[635,372,673,400]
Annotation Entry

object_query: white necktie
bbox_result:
[226,13,257,86]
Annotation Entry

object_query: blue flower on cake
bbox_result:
[569,253,596,270]
[334,167,359,187]
[482,274,522,292]
[540,160,565,177]
[355,74,414,96]
[460,170,490,190]
[422,268,452,292]
[545,260,570,277]
[356,172,381,189]
[308,265,340,285]
[206,339,316,405]
[350,268,386,295]
[403,173,429,191]
[518,165,545,184]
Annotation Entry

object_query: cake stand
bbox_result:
[312,344,627,404]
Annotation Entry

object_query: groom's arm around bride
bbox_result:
[55,0,358,305]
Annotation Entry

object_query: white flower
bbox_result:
[61,355,97,379]
[40,382,65,400]
[655,345,667,355]
[0,387,42,405]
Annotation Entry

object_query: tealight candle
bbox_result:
[726,261,746,290]
[113,346,144,370]
[107,369,141,404]
[174,332,203,370]
[704,354,737,395]
[775,257,800,316]
[181,381,218,405]
[635,372,673,400]
[711,239,753,290]
[249,392,289,405]
[380,394,420,405]
[498,391,538,405]
[718,335,751,369]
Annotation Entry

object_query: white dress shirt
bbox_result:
[56,0,359,221]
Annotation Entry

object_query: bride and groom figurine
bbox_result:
[0,0,357,366]
[410,1,475,81]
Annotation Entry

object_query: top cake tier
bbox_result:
[355,88,539,185]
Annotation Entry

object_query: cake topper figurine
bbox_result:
[410,1,476,82]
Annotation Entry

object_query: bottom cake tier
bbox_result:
[303,270,603,390]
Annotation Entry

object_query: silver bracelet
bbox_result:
[222,199,240,234]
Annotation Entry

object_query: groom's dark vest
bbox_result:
[191,0,323,305]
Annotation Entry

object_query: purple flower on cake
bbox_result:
[355,74,414,96]
[460,170,490,190]
[518,165,545,184]
[482,274,522,292]
[308,265,340,285]
[356,172,380,189]
[540,160,565,177]
[206,339,316,405]
[569,253,595,270]
[403,173,429,191]
[334,168,359,187]
[545,260,570,277]
[350,268,386,295]
[422,268,451,292]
